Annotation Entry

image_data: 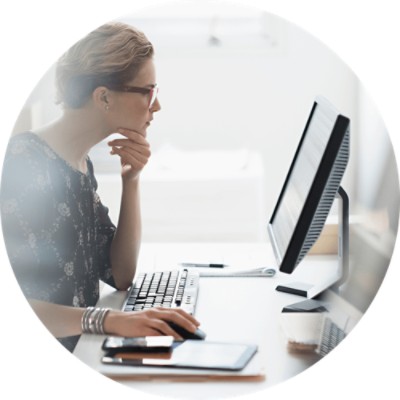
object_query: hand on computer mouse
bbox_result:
[168,322,207,341]
[103,307,201,340]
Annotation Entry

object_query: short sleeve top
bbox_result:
[0,132,117,351]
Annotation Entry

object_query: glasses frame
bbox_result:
[109,84,158,109]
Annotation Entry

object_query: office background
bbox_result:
[13,2,398,258]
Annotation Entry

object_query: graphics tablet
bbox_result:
[102,340,257,371]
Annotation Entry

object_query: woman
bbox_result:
[0,22,200,352]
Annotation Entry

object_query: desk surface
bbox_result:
[73,242,362,399]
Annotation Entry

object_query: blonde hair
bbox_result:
[55,22,154,108]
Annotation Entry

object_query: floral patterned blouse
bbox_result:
[0,132,117,352]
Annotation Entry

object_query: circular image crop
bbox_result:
[1,1,399,399]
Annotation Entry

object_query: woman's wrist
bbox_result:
[120,176,140,202]
[81,307,111,335]
[122,173,140,186]
[102,310,122,335]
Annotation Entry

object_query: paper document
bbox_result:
[199,267,276,278]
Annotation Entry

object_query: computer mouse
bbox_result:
[168,322,206,340]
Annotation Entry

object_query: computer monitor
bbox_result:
[268,96,350,298]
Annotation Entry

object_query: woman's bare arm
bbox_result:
[28,299,200,340]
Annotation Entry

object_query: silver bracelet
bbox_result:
[81,306,94,334]
[96,307,110,335]
[81,307,110,334]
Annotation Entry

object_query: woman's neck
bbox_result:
[36,108,108,173]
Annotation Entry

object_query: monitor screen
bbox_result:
[268,96,350,274]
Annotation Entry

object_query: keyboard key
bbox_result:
[122,269,199,315]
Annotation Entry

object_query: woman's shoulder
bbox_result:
[1,133,53,202]
[2,132,58,188]
[8,131,37,146]
[6,132,57,161]
[4,132,61,167]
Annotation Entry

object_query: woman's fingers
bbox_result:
[108,129,149,152]
[146,308,200,334]
[111,146,150,163]
[105,308,201,340]
[108,138,150,153]
[111,147,149,170]
[107,129,152,180]
[117,127,146,140]
[154,307,201,327]
[149,319,184,340]
[131,308,200,336]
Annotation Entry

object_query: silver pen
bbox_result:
[180,263,227,268]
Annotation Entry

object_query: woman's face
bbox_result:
[108,58,161,137]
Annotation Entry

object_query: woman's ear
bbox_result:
[93,86,112,112]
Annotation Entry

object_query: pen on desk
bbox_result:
[180,263,227,268]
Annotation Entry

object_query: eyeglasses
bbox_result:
[110,84,159,109]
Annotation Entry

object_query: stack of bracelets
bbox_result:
[81,307,111,334]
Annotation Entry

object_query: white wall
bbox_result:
[13,3,369,243]
[119,5,358,213]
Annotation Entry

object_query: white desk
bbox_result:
[73,242,362,399]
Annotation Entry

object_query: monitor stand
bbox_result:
[276,187,349,298]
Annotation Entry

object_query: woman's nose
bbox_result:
[151,97,161,112]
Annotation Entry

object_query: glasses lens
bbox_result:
[149,86,158,108]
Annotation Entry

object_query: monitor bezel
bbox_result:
[268,97,350,274]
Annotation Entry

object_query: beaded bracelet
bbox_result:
[81,307,110,334]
